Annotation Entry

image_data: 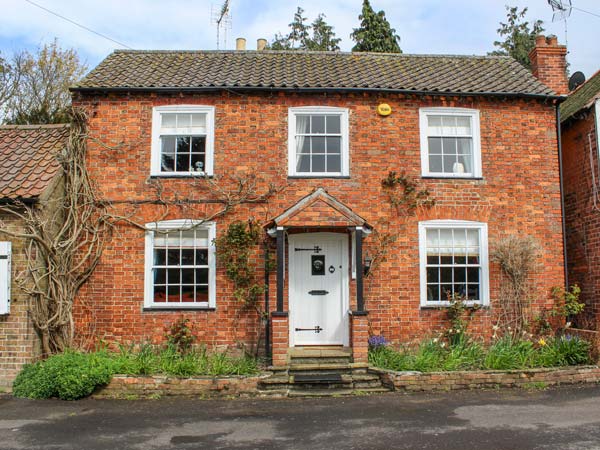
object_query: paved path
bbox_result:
[2,385,600,449]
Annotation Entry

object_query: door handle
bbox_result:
[308,290,329,295]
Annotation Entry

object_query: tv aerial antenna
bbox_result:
[548,0,572,47]
[211,0,232,50]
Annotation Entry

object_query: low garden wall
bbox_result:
[372,365,600,392]
[93,373,271,399]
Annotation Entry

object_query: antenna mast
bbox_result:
[211,0,232,50]
[548,0,572,48]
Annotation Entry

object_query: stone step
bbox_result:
[289,357,352,365]
[288,389,356,398]
[288,363,368,372]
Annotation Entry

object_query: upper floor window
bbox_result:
[151,106,215,176]
[144,220,216,309]
[418,220,489,307]
[288,107,349,177]
[419,108,481,178]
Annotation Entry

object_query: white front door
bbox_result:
[289,233,349,346]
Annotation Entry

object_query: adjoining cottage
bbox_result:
[561,68,600,328]
[70,36,568,365]
[0,124,69,386]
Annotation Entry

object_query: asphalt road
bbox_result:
[2,385,600,450]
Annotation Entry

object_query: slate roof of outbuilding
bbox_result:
[72,50,557,98]
[560,70,600,122]
[0,124,68,201]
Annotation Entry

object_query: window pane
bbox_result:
[454,267,466,282]
[196,249,208,265]
[176,153,190,171]
[154,286,166,302]
[442,137,458,154]
[154,249,166,265]
[161,136,176,153]
[427,284,440,301]
[191,153,205,172]
[440,284,453,300]
[161,154,175,172]
[327,155,341,173]
[443,155,456,173]
[312,136,326,153]
[296,115,310,134]
[428,137,442,154]
[455,116,472,135]
[181,286,195,302]
[426,267,439,283]
[168,269,180,284]
[326,115,341,134]
[167,286,180,302]
[312,155,325,172]
[181,269,195,284]
[312,115,326,134]
[440,267,452,283]
[428,115,443,135]
[467,267,480,284]
[177,136,191,153]
[196,285,209,302]
[167,249,180,265]
[457,138,472,155]
[177,113,191,128]
[429,154,443,173]
[154,268,166,284]
[297,137,311,154]
[181,249,195,266]
[196,268,209,284]
[161,114,177,128]
[180,230,196,247]
[467,284,480,301]
[427,255,439,264]
[426,229,439,247]
[296,154,311,172]
[455,284,466,297]
[326,137,341,154]
[191,113,206,128]
[191,136,206,153]
[441,116,457,135]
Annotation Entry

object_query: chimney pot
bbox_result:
[236,38,246,51]
[547,35,558,46]
[535,35,546,46]
[257,38,267,51]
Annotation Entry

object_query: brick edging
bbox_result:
[92,373,272,399]
[370,365,600,392]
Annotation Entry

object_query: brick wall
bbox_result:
[72,90,564,351]
[562,111,600,327]
[0,212,39,387]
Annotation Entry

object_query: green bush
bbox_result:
[535,335,591,367]
[13,350,114,400]
[483,336,535,370]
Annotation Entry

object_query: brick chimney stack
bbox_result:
[528,35,568,95]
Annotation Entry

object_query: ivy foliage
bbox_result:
[381,171,435,214]
[214,220,265,309]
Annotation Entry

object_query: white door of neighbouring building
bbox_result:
[289,233,348,346]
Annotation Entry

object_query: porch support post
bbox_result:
[276,227,284,313]
[355,227,364,312]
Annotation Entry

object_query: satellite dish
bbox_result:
[568,71,586,91]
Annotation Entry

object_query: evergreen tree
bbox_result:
[350,0,402,53]
[268,7,341,51]
[490,5,544,69]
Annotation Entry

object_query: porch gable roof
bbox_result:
[268,188,370,229]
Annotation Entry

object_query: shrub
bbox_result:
[13,350,114,400]
[536,335,591,367]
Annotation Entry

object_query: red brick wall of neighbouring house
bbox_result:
[562,110,600,327]
[71,90,564,351]
[0,212,40,387]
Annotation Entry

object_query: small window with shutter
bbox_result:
[0,242,11,315]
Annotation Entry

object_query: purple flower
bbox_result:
[368,335,387,348]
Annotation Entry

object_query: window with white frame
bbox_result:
[151,106,215,176]
[419,108,481,178]
[144,220,216,308]
[0,242,10,315]
[418,220,489,307]
[288,107,349,176]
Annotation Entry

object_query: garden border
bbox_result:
[370,365,600,392]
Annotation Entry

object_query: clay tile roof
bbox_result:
[560,70,600,122]
[0,124,69,201]
[73,50,556,98]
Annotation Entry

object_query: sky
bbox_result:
[0,0,598,79]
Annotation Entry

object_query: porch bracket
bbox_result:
[276,227,285,313]
[355,227,365,312]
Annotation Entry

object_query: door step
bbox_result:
[258,349,391,397]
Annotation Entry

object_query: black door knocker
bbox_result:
[312,255,325,276]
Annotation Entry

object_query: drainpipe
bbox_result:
[264,242,270,357]
[557,104,569,289]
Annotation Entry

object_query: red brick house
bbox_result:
[71,36,568,366]
[561,69,600,328]
[0,124,69,386]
